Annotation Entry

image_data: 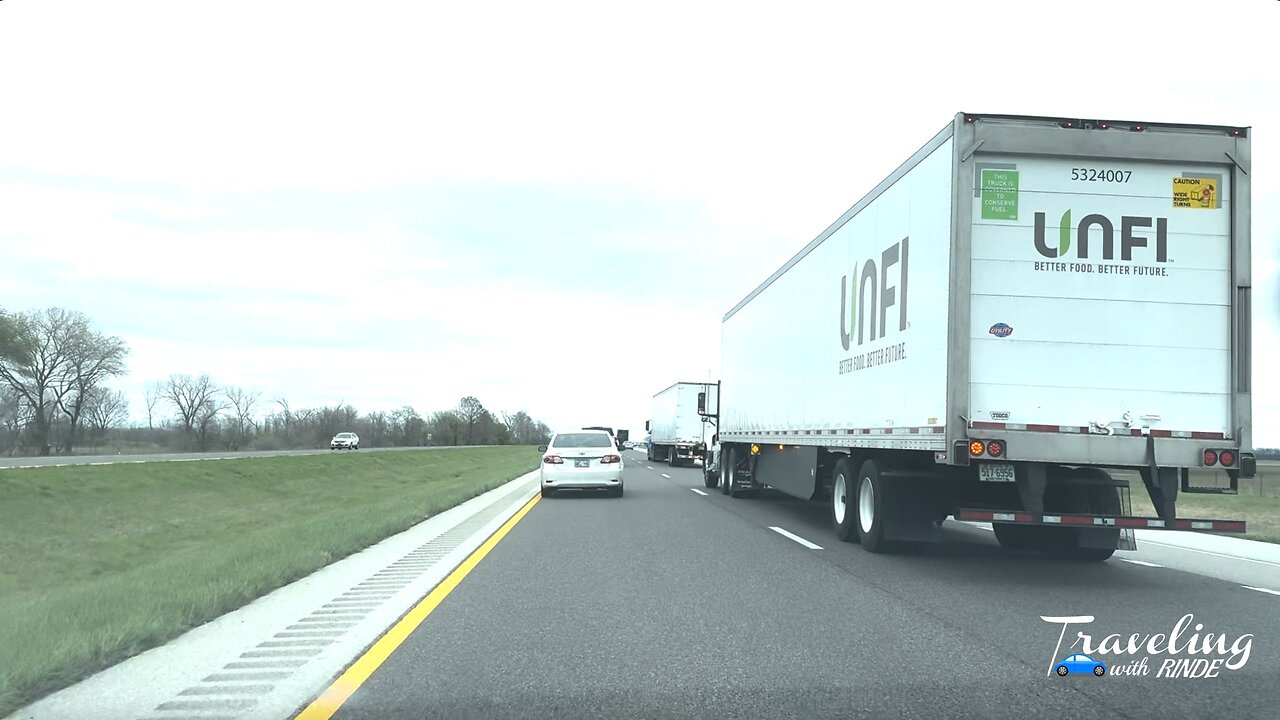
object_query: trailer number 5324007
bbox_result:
[1071,168,1131,183]
[979,463,1016,483]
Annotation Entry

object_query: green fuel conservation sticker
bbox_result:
[981,168,1019,221]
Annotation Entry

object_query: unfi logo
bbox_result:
[1033,211,1169,262]
[839,237,909,351]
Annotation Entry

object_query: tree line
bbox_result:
[0,306,553,456]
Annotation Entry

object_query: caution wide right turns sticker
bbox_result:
[1172,176,1219,209]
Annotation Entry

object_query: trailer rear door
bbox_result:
[967,155,1233,437]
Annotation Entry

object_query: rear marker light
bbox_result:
[1202,449,1218,466]
[1219,450,1236,467]
[986,440,1005,458]
[969,440,985,457]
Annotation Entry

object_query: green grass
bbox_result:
[0,446,538,716]
[1115,461,1280,544]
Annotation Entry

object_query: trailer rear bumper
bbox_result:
[960,427,1249,475]
[956,508,1246,533]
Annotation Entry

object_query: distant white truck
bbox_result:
[699,111,1254,561]
[646,382,712,466]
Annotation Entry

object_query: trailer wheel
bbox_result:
[831,458,858,543]
[855,460,889,553]
[722,448,737,496]
[668,447,680,467]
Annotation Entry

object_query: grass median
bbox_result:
[0,446,539,716]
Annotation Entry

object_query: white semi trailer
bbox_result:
[647,382,713,466]
[699,112,1253,561]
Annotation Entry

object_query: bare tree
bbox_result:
[0,308,91,455]
[504,410,538,445]
[531,421,552,445]
[0,386,27,455]
[427,409,463,446]
[164,374,220,435]
[457,396,487,445]
[85,388,129,449]
[225,386,259,450]
[144,381,164,430]
[195,396,226,451]
[366,410,389,447]
[314,403,359,445]
[57,326,128,453]
[274,397,294,443]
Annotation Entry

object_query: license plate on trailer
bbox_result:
[979,463,1015,483]
[575,459,590,468]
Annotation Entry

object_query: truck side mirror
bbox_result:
[644,421,650,431]
[697,392,706,413]
[617,429,629,442]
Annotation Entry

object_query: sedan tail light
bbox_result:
[543,454,564,464]
[601,454,621,464]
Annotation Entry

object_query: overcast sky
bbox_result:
[1,0,1277,444]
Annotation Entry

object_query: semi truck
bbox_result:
[698,112,1253,561]
[647,382,713,466]
[582,427,629,448]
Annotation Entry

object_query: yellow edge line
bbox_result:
[292,491,541,720]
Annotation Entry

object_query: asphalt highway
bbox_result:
[311,450,1280,720]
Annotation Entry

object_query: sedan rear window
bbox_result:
[551,433,611,448]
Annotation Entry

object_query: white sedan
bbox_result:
[539,430,624,498]
[330,432,360,450]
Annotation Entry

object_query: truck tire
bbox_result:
[668,447,679,467]
[703,463,718,488]
[721,448,734,495]
[855,460,889,553]
[831,458,858,543]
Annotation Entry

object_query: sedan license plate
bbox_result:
[574,459,591,468]
[979,463,1015,483]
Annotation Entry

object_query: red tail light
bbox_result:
[601,454,621,464]
[1218,450,1236,467]
[1202,449,1218,466]
[986,440,1005,458]
[543,454,564,464]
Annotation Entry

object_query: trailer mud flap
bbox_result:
[1014,463,1047,515]
[883,476,944,543]
[1139,435,1180,522]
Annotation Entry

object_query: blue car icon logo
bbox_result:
[1055,654,1107,677]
